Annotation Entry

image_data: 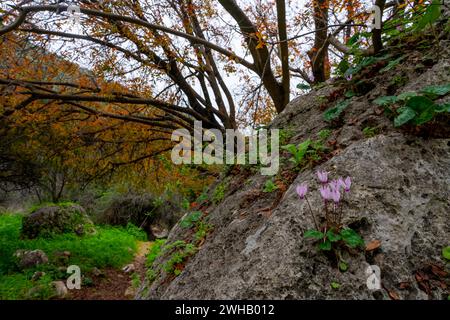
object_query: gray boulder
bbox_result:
[14,249,48,269]
[21,203,94,239]
[137,43,450,300]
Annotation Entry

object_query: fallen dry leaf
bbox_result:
[430,264,447,278]
[365,240,381,251]
[388,290,400,300]
[398,281,411,290]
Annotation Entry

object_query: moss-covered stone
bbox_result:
[21,203,95,239]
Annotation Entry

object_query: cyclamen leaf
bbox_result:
[435,103,450,113]
[420,84,450,98]
[405,96,434,113]
[443,246,450,260]
[414,108,434,125]
[380,56,404,73]
[304,229,324,239]
[323,100,350,121]
[326,230,341,242]
[373,96,398,106]
[318,239,332,251]
[397,92,418,101]
[340,229,364,248]
[394,107,416,127]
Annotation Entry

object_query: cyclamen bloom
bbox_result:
[329,179,340,191]
[296,183,308,199]
[340,176,351,192]
[330,188,341,203]
[319,185,332,201]
[317,170,328,184]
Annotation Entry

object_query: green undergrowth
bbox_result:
[0,213,146,299]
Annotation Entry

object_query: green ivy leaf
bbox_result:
[373,96,398,106]
[318,239,332,251]
[420,84,450,98]
[304,229,324,239]
[394,107,416,127]
[326,230,341,242]
[340,229,364,248]
[323,100,350,121]
[443,246,450,260]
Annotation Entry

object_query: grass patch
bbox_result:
[0,213,147,299]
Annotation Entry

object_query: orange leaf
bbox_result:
[365,240,381,251]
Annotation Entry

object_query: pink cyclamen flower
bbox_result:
[319,185,332,201]
[330,188,341,203]
[341,176,351,192]
[329,179,340,191]
[346,74,352,81]
[317,170,328,184]
[296,183,308,199]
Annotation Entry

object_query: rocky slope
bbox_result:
[137,37,450,300]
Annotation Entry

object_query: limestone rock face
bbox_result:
[137,42,450,300]
[138,133,449,300]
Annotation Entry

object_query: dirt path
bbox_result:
[69,241,152,300]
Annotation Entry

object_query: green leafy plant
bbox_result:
[263,179,279,193]
[415,0,442,31]
[194,220,213,243]
[181,198,190,210]
[180,211,202,228]
[330,281,341,289]
[362,126,377,138]
[318,129,332,141]
[297,83,311,90]
[281,139,311,166]
[379,56,404,73]
[323,100,350,121]
[212,183,226,204]
[442,246,450,261]
[298,172,365,270]
[162,241,197,276]
[373,84,450,127]
[304,228,364,252]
